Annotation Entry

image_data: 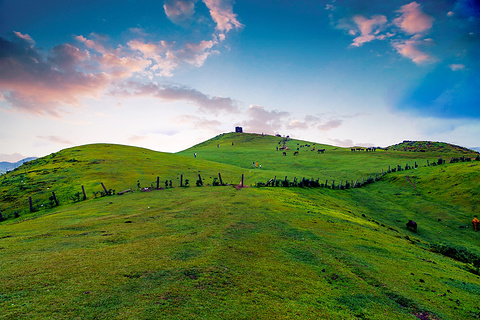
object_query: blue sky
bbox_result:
[0,0,479,161]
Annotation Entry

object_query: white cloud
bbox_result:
[449,63,465,71]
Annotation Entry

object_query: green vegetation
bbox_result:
[1,133,479,319]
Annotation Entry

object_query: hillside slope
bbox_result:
[1,133,479,319]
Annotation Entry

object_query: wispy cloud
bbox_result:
[112,81,239,114]
[449,64,466,71]
[350,15,388,47]
[37,135,73,145]
[242,105,290,134]
[329,1,436,64]
[0,153,28,162]
[202,0,243,34]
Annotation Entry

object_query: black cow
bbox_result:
[406,220,417,232]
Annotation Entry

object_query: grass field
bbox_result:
[1,132,479,319]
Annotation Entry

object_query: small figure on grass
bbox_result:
[406,220,417,232]
[472,216,479,232]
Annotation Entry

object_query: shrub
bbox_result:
[431,243,480,274]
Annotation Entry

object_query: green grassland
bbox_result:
[1,132,479,319]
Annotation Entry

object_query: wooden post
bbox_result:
[332,180,335,189]
[180,174,183,187]
[29,197,33,212]
[354,180,358,188]
[101,182,108,194]
[241,174,244,187]
[198,174,202,186]
[284,176,287,184]
[273,176,276,186]
[375,173,378,181]
[52,191,59,206]
[325,180,328,188]
[156,176,160,189]
[82,185,87,200]
[218,173,223,185]
[427,160,429,166]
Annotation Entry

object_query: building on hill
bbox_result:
[235,126,243,133]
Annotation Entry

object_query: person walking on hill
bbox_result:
[472,216,479,232]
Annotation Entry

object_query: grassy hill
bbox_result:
[1,133,480,319]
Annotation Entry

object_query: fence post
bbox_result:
[157,176,160,189]
[218,173,223,185]
[273,176,276,186]
[325,180,328,188]
[29,197,33,212]
[101,182,108,194]
[198,174,202,186]
[180,174,183,187]
[241,174,244,187]
[332,180,335,189]
[52,191,59,206]
[82,185,87,200]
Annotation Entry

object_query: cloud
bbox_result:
[202,0,243,34]
[393,2,434,35]
[327,138,354,147]
[329,2,437,64]
[176,114,222,130]
[449,64,466,71]
[0,153,27,162]
[317,119,343,131]
[0,32,109,116]
[37,135,73,145]
[350,15,388,47]
[113,81,239,114]
[392,38,435,64]
[164,0,197,25]
[242,105,290,134]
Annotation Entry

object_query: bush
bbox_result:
[431,243,480,274]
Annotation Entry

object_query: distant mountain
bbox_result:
[0,157,37,174]
[471,147,480,153]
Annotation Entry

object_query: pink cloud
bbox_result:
[202,0,243,33]
[317,119,342,131]
[164,0,196,25]
[350,15,387,47]
[394,2,433,35]
[242,105,290,134]
[13,31,34,43]
[392,39,435,64]
[0,32,109,116]
[113,81,238,114]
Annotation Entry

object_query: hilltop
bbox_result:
[1,133,480,319]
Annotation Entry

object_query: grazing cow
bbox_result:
[351,148,356,152]
[318,149,325,154]
[294,151,299,156]
[472,217,479,232]
[406,220,417,232]
[283,151,287,156]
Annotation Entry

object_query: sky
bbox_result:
[1,0,479,161]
